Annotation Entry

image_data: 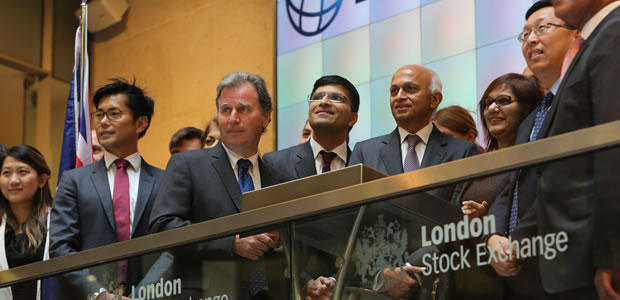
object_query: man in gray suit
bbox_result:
[149,72,288,300]
[50,78,164,299]
[536,0,620,299]
[349,65,478,299]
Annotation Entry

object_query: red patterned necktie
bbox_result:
[320,151,337,173]
[560,35,584,80]
[113,159,130,284]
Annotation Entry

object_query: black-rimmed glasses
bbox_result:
[480,95,517,110]
[92,109,123,122]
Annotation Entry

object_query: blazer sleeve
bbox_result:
[148,154,194,233]
[591,27,620,269]
[347,142,363,166]
[50,172,83,258]
[50,172,104,295]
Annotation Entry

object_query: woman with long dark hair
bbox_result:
[0,145,53,300]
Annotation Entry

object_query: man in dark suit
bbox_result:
[534,0,620,298]
[349,65,478,299]
[149,72,288,300]
[263,75,358,180]
[262,75,359,299]
[483,2,577,299]
[50,78,164,299]
[349,64,478,199]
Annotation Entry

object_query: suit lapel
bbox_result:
[516,109,537,145]
[260,157,280,187]
[211,144,243,212]
[132,160,154,236]
[380,129,404,175]
[421,126,447,168]
[90,160,115,231]
[540,40,590,138]
[295,142,317,177]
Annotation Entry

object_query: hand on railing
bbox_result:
[487,234,521,277]
[303,276,335,300]
[461,200,488,219]
[95,291,131,300]
[233,232,281,260]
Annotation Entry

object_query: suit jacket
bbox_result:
[148,143,289,299]
[262,140,351,180]
[535,6,620,293]
[348,125,479,201]
[489,108,540,240]
[50,158,164,297]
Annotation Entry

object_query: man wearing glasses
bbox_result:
[263,75,359,178]
[262,75,359,299]
[482,2,577,299]
[50,78,164,299]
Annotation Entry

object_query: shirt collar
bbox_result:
[221,143,259,170]
[309,137,348,163]
[581,2,620,39]
[398,122,433,145]
[104,151,141,171]
[549,78,561,95]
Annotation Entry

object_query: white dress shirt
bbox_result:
[581,1,620,40]
[104,151,141,234]
[309,137,348,174]
[222,144,262,190]
[398,122,433,169]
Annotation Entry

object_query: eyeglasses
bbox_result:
[480,95,517,110]
[308,91,348,104]
[92,109,123,122]
[518,22,576,43]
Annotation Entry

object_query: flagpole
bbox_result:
[79,0,87,118]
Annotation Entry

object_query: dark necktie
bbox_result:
[403,134,421,172]
[237,159,267,295]
[113,159,130,283]
[509,92,555,234]
[319,151,337,173]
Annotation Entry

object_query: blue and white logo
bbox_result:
[286,0,343,36]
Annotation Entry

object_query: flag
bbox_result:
[57,24,93,183]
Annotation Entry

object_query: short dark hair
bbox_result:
[169,127,205,154]
[479,73,543,151]
[526,0,552,20]
[311,75,360,113]
[92,78,154,138]
[216,72,272,114]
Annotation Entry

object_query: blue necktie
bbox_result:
[237,159,268,295]
[509,91,554,234]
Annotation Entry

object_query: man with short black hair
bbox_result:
[51,78,164,299]
[168,126,205,154]
[263,75,358,179]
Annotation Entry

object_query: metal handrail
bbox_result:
[1,120,620,287]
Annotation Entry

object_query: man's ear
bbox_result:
[135,116,149,135]
[430,92,443,109]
